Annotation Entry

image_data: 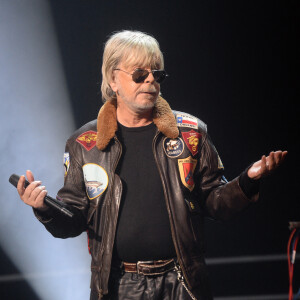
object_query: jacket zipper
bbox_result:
[152,131,192,290]
[98,136,122,300]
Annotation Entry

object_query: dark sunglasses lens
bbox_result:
[132,69,167,83]
[153,70,166,83]
[132,69,149,83]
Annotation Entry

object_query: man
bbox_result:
[17,30,287,300]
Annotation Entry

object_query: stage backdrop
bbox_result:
[1,1,298,299]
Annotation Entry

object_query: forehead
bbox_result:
[120,46,163,70]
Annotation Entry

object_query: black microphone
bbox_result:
[9,174,74,218]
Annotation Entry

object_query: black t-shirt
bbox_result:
[113,122,176,262]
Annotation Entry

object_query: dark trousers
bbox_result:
[90,269,192,300]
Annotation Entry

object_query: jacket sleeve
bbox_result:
[197,132,258,221]
[34,139,89,238]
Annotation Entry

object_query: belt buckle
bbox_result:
[136,259,174,276]
[136,260,150,275]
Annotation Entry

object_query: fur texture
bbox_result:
[96,97,179,150]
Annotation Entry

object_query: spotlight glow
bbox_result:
[0,1,91,299]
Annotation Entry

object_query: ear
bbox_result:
[109,73,118,93]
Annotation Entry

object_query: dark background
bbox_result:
[1,0,299,299]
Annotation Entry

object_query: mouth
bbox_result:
[139,91,157,95]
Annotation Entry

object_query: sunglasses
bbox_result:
[114,68,168,83]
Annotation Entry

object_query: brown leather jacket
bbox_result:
[35,97,257,300]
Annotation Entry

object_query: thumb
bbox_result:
[26,170,35,183]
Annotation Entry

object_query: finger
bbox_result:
[274,151,282,165]
[29,185,45,201]
[17,175,26,197]
[282,150,288,159]
[26,185,45,207]
[273,150,288,165]
[34,189,48,210]
[260,155,268,174]
[23,181,42,203]
[266,152,275,170]
[29,186,46,207]
[26,170,35,183]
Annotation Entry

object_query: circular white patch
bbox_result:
[82,163,109,200]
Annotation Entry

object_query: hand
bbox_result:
[17,170,48,211]
[247,151,288,180]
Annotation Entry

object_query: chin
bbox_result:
[132,98,157,113]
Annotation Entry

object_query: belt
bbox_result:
[122,259,176,276]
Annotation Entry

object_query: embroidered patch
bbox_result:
[63,152,70,177]
[218,155,224,169]
[82,163,109,200]
[76,131,97,151]
[178,156,197,192]
[163,137,184,158]
[181,130,201,156]
[176,114,198,129]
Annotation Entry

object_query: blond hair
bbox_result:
[101,30,164,102]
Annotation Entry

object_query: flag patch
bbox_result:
[176,114,198,129]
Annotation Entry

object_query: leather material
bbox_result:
[90,269,198,300]
[123,259,176,275]
[35,99,258,300]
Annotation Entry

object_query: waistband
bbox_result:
[122,259,176,276]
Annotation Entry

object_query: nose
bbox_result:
[145,71,155,83]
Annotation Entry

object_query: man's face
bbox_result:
[110,62,160,113]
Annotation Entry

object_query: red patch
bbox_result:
[182,130,202,156]
[76,131,97,151]
[178,156,197,191]
[183,162,195,187]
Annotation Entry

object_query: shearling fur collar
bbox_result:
[96,97,179,150]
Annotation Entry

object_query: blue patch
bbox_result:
[86,185,105,199]
[163,137,184,158]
